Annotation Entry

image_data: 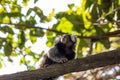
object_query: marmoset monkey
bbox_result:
[39,34,77,80]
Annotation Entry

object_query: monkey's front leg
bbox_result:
[47,47,68,63]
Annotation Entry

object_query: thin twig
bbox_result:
[105,7,120,17]
[0,23,120,40]
[88,39,94,55]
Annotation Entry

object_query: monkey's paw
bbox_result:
[58,58,68,63]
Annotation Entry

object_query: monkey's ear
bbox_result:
[61,36,67,44]
[71,35,77,43]
[54,36,63,45]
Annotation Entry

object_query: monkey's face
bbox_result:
[61,34,77,49]
[66,42,75,49]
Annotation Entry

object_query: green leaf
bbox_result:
[0,26,14,34]
[82,12,92,29]
[68,4,74,9]
[34,0,38,3]
[22,0,28,6]
[30,28,44,37]
[10,4,21,13]
[100,38,110,49]
[11,53,17,56]
[76,39,84,58]
[30,36,37,44]
[26,8,33,16]
[20,57,25,65]
[34,6,43,17]
[0,39,3,49]
[25,60,30,64]
[18,31,26,48]
[56,17,73,33]
[102,24,110,32]
[95,42,103,52]
[80,39,89,47]
[33,6,47,22]
[0,62,2,68]
[46,41,53,47]
[7,57,13,62]
[90,5,100,22]
[29,16,36,24]
[101,0,112,12]
[94,26,105,35]
[97,0,101,5]
[118,0,120,5]
[4,42,12,56]
[46,32,54,47]
[8,12,23,18]
[47,9,55,22]
[85,0,93,9]
[3,16,10,23]
[29,66,35,70]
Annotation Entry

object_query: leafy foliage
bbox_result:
[0,1,120,79]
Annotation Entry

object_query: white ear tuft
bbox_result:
[71,35,77,43]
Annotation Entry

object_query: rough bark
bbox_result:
[0,49,120,80]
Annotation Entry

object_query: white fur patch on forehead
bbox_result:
[60,36,63,42]
[70,35,76,43]
[60,35,68,43]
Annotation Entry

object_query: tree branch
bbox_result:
[1,49,120,80]
[1,23,120,40]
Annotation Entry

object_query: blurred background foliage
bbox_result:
[0,0,120,79]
